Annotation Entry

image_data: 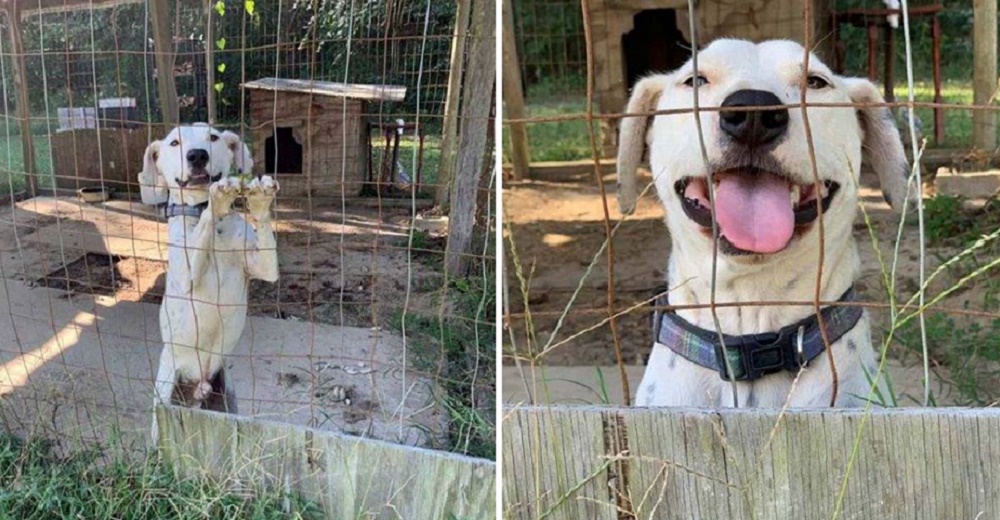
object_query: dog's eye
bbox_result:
[806,75,830,89]
[169,140,180,147]
[683,75,709,88]
[210,134,219,142]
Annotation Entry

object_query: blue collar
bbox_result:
[165,202,208,219]
[653,287,863,381]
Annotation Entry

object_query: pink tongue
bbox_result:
[713,173,794,253]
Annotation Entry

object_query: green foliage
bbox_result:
[0,136,54,198]
[0,434,321,520]
[501,97,600,162]
[923,195,1000,247]
[890,195,1000,405]
[923,194,972,244]
[511,0,587,94]
[0,1,458,129]
[208,0,458,126]
[895,312,1000,406]
[892,81,977,148]
[391,274,496,460]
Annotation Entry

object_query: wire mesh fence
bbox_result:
[0,0,495,481]
[503,0,1000,516]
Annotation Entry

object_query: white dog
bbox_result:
[617,40,914,408]
[138,123,279,420]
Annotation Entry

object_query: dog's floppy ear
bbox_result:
[138,140,168,205]
[222,131,253,174]
[617,75,668,215]
[844,78,916,212]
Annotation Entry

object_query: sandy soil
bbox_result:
[504,168,1000,406]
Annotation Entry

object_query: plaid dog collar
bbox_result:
[652,287,862,381]
[166,202,209,219]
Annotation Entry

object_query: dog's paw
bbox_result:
[209,177,242,216]
[192,380,213,402]
[246,176,279,222]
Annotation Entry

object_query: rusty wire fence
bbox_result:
[0,0,495,475]
[502,0,1000,517]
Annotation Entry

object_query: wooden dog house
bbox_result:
[242,78,406,198]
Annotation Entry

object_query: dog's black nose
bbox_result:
[186,148,210,167]
[719,90,789,147]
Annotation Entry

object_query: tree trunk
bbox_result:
[444,0,495,278]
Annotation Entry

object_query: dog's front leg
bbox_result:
[150,342,178,445]
[188,177,242,281]
[243,176,280,282]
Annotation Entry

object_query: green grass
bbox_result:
[890,194,1000,405]
[896,312,1000,406]
[0,434,320,520]
[922,195,1000,249]
[370,136,442,195]
[390,273,496,460]
[892,80,980,148]
[501,97,600,163]
[0,135,54,198]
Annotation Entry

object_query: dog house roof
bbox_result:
[242,78,407,102]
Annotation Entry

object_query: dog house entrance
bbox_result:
[265,127,303,174]
[623,9,690,90]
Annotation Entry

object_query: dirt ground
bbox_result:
[9,198,447,329]
[504,167,1000,406]
[0,195,453,448]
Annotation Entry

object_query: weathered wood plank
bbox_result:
[972,0,997,149]
[242,78,407,102]
[444,0,494,277]
[501,0,530,181]
[435,0,471,207]
[149,0,178,127]
[501,406,615,519]
[503,406,1000,519]
[156,406,495,520]
[6,6,36,196]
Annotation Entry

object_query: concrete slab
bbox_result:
[935,169,1000,199]
[0,279,446,449]
[503,360,961,407]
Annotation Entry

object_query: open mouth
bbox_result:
[674,168,840,255]
[176,168,222,188]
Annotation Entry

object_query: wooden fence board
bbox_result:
[503,406,1000,519]
[156,406,495,520]
[501,407,615,519]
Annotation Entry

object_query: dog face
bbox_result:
[617,39,913,262]
[139,124,252,205]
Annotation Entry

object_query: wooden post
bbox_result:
[501,0,530,180]
[445,0,494,278]
[6,8,37,196]
[435,0,471,208]
[150,0,179,126]
[866,23,879,81]
[204,0,216,124]
[972,0,997,150]
[882,22,894,103]
[931,15,944,145]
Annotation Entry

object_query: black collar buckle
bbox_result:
[714,329,794,381]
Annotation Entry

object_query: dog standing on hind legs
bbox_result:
[138,124,279,440]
